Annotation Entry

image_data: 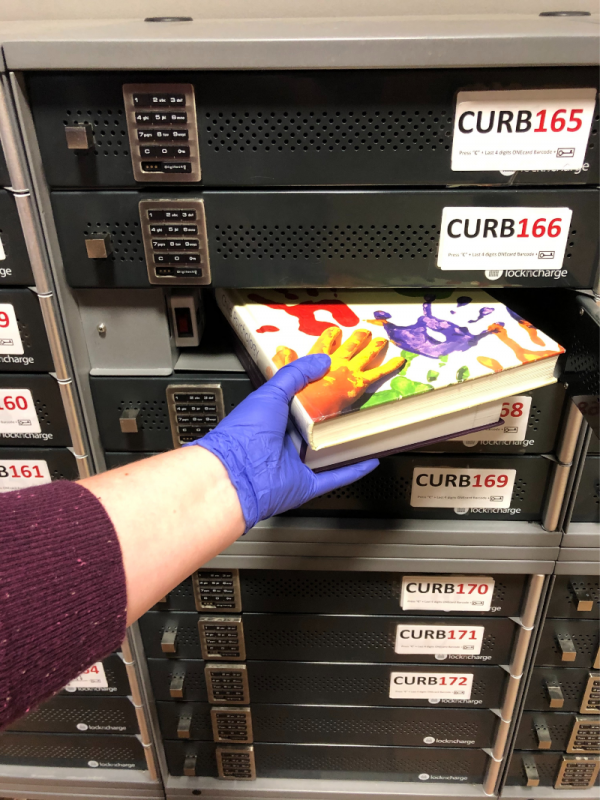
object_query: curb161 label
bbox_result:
[0,459,51,492]
[411,467,516,508]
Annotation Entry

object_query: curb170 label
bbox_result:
[401,576,495,612]
[451,88,596,172]
[437,207,572,271]
[0,304,24,355]
[411,467,516,508]
[389,671,474,700]
[395,625,484,655]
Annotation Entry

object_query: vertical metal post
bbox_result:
[121,634,160,782]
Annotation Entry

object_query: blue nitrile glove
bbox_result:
[185,354,379,532]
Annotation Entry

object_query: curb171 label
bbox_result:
[395,624,485,655]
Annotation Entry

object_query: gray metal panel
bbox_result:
[1,14,599,70]
[558,547,600,562]
[561,522,600,548]
[165,774,493,798]
[204,554,557,573]
[0,764,163,799]
[501,788,600,799]
[75,288,175,376]
[555,559,600,575]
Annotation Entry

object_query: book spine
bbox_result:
[214,288,313,443]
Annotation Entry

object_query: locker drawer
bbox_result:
[0,190,34,287]
[505,750,600,789]
[525,668,600,714]
[236,569,527,616]
[58,653,130,697]
[418,384,566,455]
[547,575,600,620]
[571,456,600,523]
[0,447,78,491]
[29,68,599,189]
[7,696,139,735]
[164,739,489,781]
[536,619,600,669]
[0,374,71,447]
[90,374,252,452]
[515,711,599,753]
[0,288,53,372]
[156,701,498,747]
[0,731,147,770]
[139,611,517,664]
[52,188,599,290]
[295,454,552,521]
[148,658,506,708]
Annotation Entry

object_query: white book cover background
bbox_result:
[216,288,563,449]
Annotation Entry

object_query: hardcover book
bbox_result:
[216,288,564,457]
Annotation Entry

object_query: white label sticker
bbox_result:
[411,467,516,508]
[389,671,474,700]
[0,389,40,434]
[437,206,572,271]
[395,624,484,655]
[0,304,23,355]
[453,396,532,446]
[0,459,51,493]
[452,88,597,172]
[64,662,108,691]
[0,236,5,261]
[401,576,495,612]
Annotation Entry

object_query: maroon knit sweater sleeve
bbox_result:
[0,480,127,729]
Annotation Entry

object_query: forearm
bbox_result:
[79,446,245,625]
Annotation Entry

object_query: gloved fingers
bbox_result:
[267,353,331,401]
[310,458,379,497]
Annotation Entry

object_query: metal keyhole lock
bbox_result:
[97,323,107,337]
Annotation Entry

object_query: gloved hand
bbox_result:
[185,354,379,532]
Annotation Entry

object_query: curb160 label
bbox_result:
[411,467,516,508]
[0,389,40,434]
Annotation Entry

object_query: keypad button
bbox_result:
[169,112,187,123]
[140,145,191,158]
[162,162,192,173]
[149,93,186,107]
[175,267,202,277]
[155,266,175,276]
[164,210,181,220]
[135,112,152,123]
[171,129,189,140]
[137,129,156,141]
[154,130,173,140]
[149,225,166,235]
[152,240,169,250]
[182,239,199,249]
[180,210,196,220]
[147,210,165,221]
[166,240,184,249]
[133,93,153,107]
[141,161,163,172]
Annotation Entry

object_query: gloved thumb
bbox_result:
[268,354,331,402]
[311,458,379,496]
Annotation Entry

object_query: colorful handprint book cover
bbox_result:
[216,288,564,451]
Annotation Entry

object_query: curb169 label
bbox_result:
[411,467,516,508]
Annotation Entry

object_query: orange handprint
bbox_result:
[272,326,406,421]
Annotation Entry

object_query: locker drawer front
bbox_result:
[0,375,71,447]
[139,611,517,664]
[0,732,147,770]
[164,739,489,781]
[0,447,78,491]
[418,384,566,455]
[0,288,54,372]
[51,188,599,290]
[0,191,34,287]
[515,711,599,753]
[547,575,600,620]
[536,619,600,669]
[525,668,600,713]
[90,374,252,452]
[6,696,138,735]
[29,68,599,189]
[294,454,551,521]
[58,653,130,697]
[572,456,600,523]
[237,570,527,616]
[505,750,600,788]
[148,659,505,708]
[157,701,498,747]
